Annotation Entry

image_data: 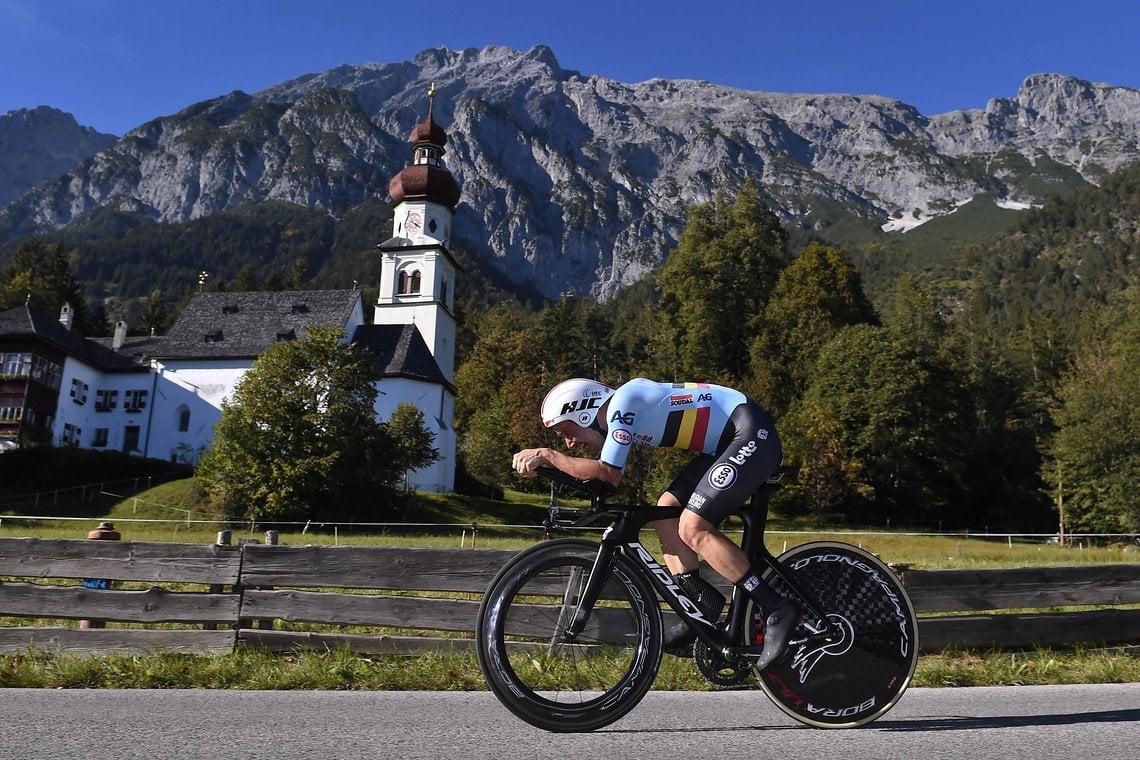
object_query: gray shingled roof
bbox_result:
[351,323,454,392]
[153,290,361,359]
[0,304,145,373]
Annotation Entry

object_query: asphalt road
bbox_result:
[1,684,1136,759]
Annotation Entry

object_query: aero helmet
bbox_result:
[541,378,615,429]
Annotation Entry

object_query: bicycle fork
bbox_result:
[562,539,620,640]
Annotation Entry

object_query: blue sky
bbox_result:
[3,0,1139,136]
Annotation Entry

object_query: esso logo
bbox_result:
[708,464,737,490]
[612,429,633,446]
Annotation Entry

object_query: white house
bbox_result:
[132,289,367,465]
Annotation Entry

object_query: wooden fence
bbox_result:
[0,536,1137,656]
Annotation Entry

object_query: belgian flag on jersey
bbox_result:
[659,382,712,452]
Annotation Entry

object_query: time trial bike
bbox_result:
[475,465,918,732]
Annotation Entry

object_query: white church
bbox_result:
[0,91,462,493]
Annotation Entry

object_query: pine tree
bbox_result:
[750,242,877,415]
[1047,287,1140,533]
[655,181,789,383]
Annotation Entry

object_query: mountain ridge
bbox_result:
[2,45,1139,300]
[0,106,118,206]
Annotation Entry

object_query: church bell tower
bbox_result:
[375,84,462,382]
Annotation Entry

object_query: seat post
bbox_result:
[739,484,776,560]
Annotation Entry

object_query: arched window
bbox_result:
[178,407,190,433]
[398,268,422,295]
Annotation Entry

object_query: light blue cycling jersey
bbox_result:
[599,378,747,470]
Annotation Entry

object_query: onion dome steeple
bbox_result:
[387,83,461,210]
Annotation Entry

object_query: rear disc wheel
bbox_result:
[752,541,918,728]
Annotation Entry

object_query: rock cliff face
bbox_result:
[0,106,117,206]
[3,46,1140,299]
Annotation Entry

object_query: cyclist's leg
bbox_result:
[677,401,782,588]
[677,403,801,665]
[677,511,750,581]
[652,490,698,576]
[658,456,726,654]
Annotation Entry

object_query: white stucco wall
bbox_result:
[52,358,153,453]
[144,359,253,463]
[374,376,456,494]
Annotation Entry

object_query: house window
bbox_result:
[95,389,118,411]
[291,303,309,314]
[204,331,224,343]
[93,428,109,447]
[62,423,82,447]
[2,352,31,376]
[124,389,148,413]
[178,407,190,432]
[70,378,89,404]
[0,406,22,422]
[31,356,62,389]
[222,304,240,315]
[276,329,296,342]
[398,269,422,295]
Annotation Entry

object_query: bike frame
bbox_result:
[555,475,837,656]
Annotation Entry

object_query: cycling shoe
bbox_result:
[753,600,802,670]
[662,621,696,657]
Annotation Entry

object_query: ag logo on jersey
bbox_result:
[611,429,633,446]
[610,409,635,425]
[708,463,737,491]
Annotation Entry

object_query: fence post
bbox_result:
[257,531,278,629]
[204,531,233,631]
[79,521,121,629]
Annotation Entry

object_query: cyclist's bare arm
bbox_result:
[512,447,622,485]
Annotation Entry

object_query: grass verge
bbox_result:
[1,647,1135,690]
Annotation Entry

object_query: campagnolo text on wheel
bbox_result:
[477,377,918,732]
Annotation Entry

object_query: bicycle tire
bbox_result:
[752,541,918,728]
[476,538,663,732]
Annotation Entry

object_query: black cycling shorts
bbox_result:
[665,401,782,526]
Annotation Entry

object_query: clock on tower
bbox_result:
[405,211,423,238]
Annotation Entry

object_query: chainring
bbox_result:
[693,639,752,687]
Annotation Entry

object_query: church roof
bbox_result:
[351,323,454,393]
[148,290,361,360]
[388,164,461,209]
[387,88,461,210]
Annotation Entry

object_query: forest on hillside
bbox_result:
[454,173,1140,535]
[3,164,1139,535]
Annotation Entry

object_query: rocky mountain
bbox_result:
[0,106,117,206]
[2,45,1140,300]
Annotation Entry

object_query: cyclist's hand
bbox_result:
[512,448,549,477]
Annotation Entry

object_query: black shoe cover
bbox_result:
[662,621,697,657]
[754,600,802,670]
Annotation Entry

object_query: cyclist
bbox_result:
[512,377,801,667]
